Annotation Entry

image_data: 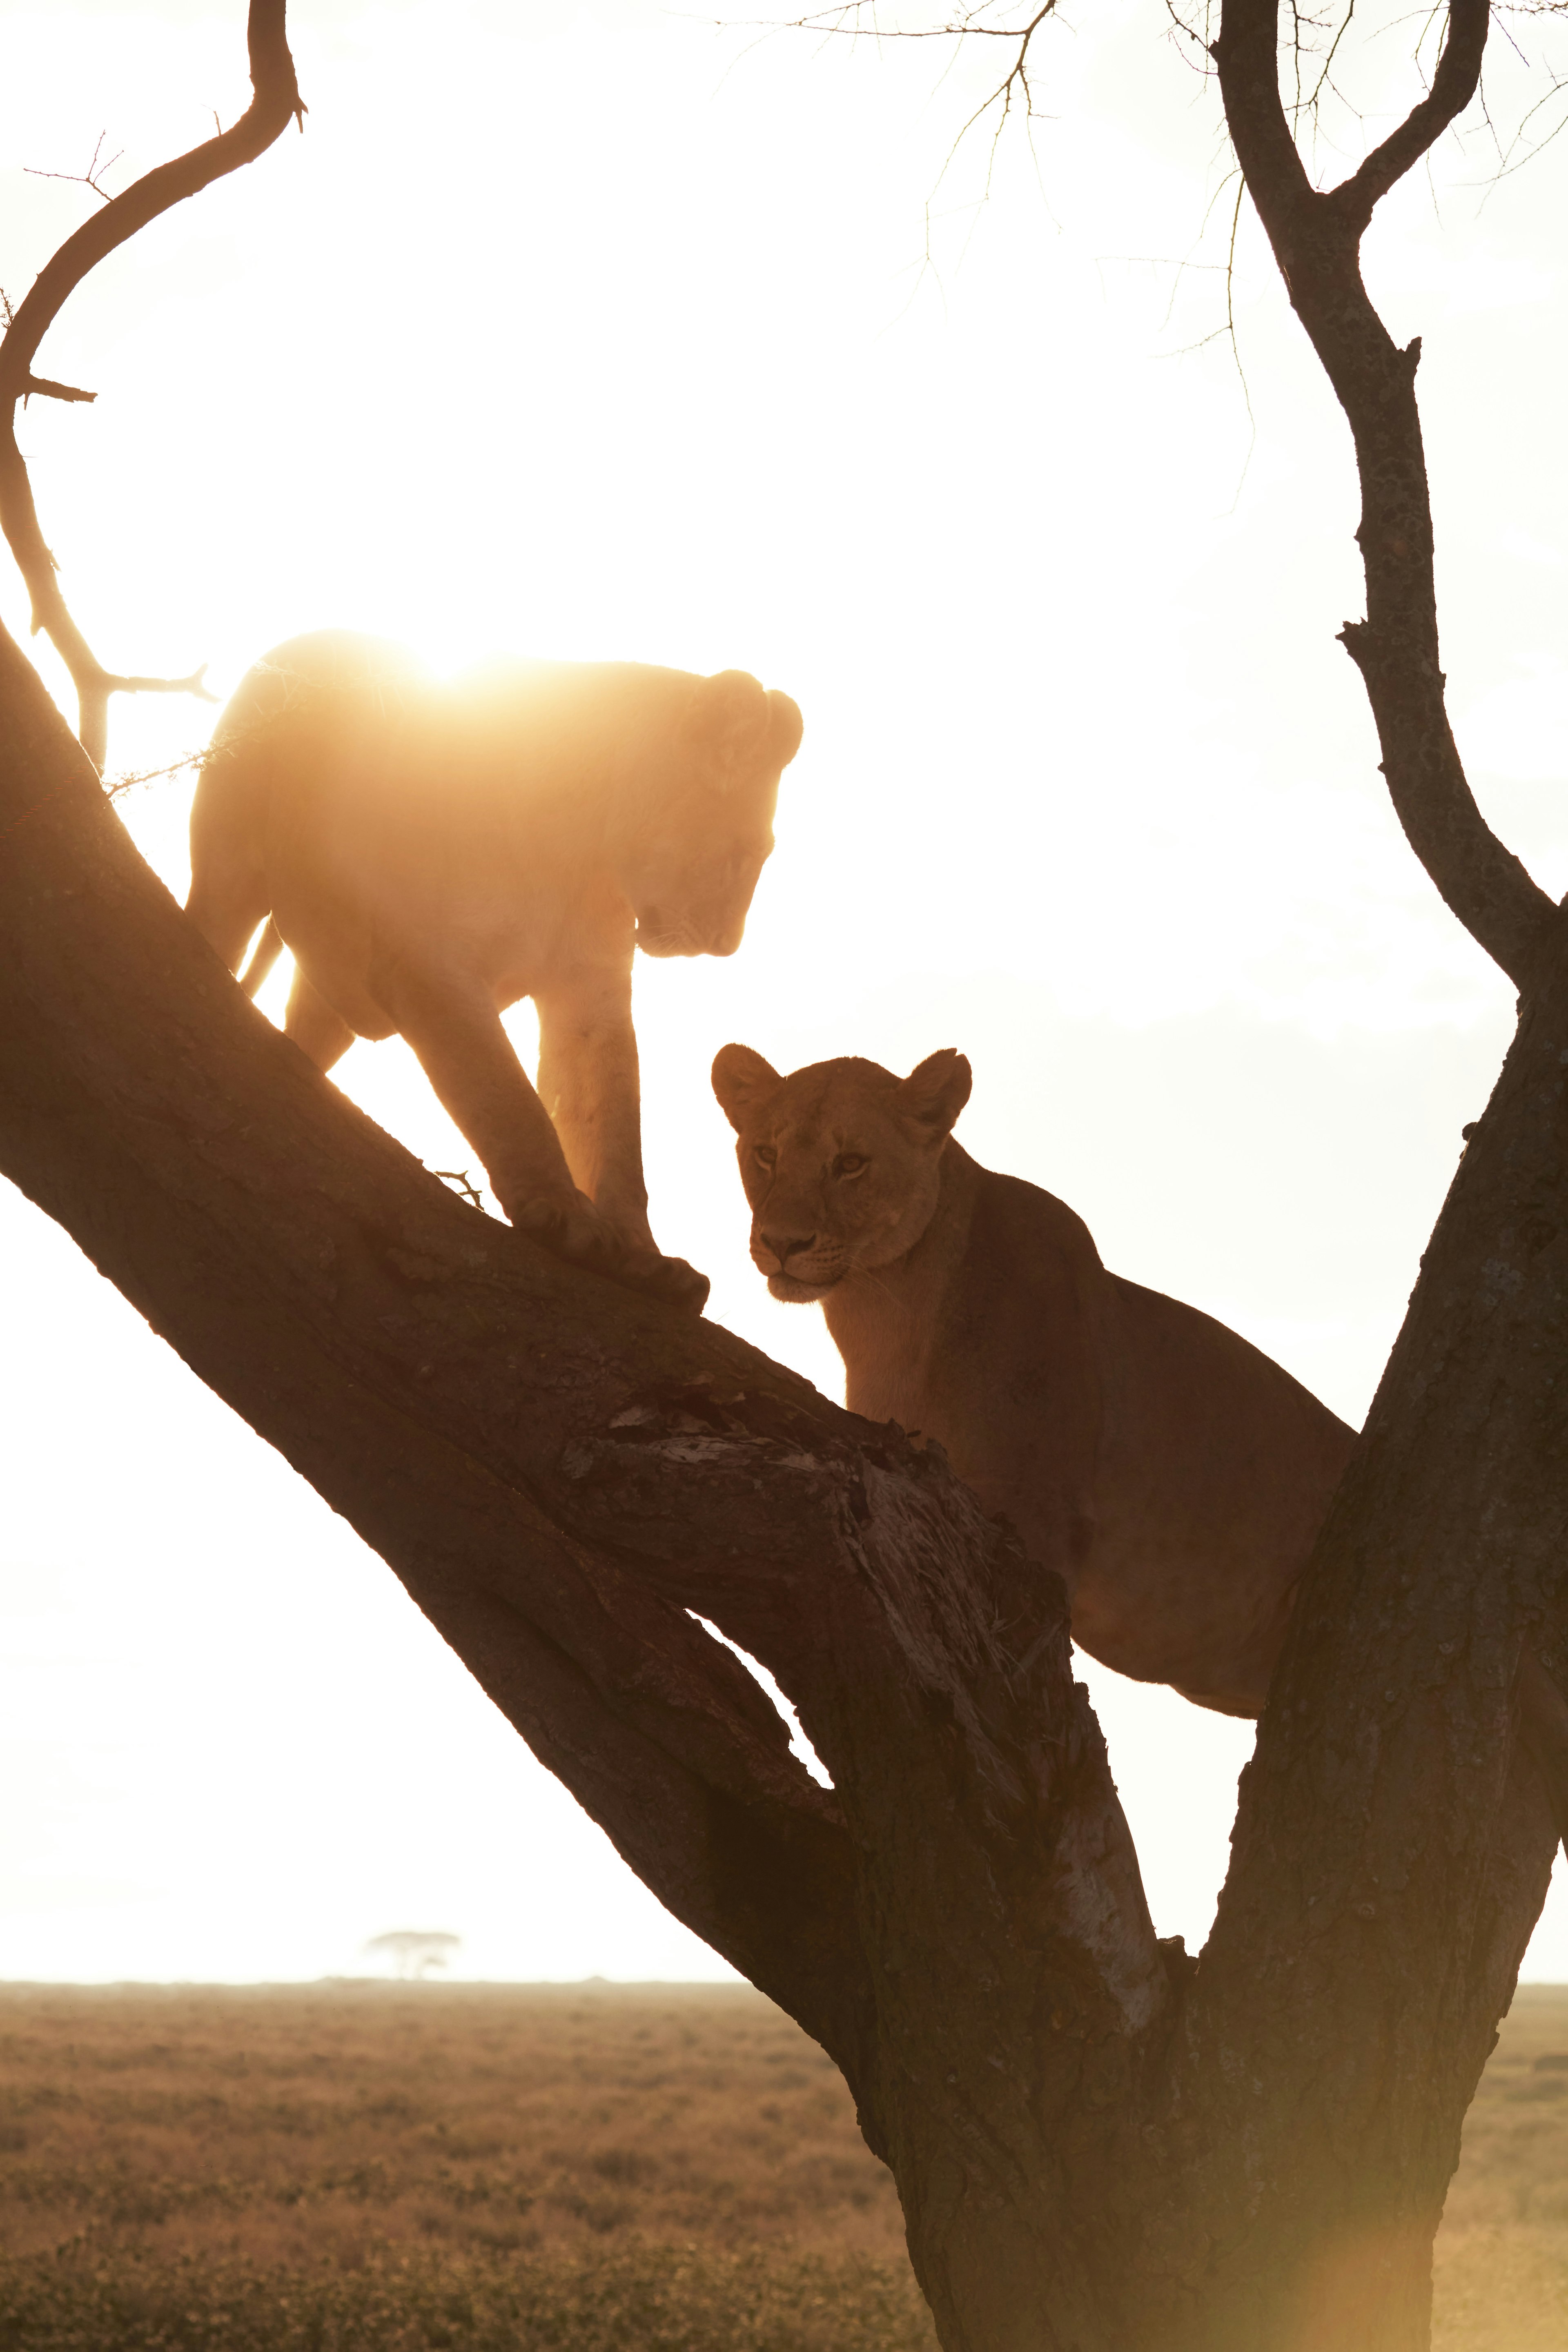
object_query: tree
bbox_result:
[2,2,1566,2348]
[363,1930,463,1980]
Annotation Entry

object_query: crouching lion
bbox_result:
[712,1042,1354,1716]
[187,632,802,1313]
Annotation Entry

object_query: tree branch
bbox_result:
[23,131,126,207]
[1326,0,1491,230]
[1213,0,1562,991]
[105,662,216,704]
[0,1,305,771]
[22,374,97,406]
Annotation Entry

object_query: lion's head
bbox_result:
[625,671,804,960]
[711,1046,973,1300]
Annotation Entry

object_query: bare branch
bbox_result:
[24,132,126,205]
[22,374,97,406]
[764,3,1054,39]
[767,1,1064,200]
[102,748,209,803]
[1326,0,1490,226]
[431,1167,488,1212]
[0,2,305,772]
[1212,0,1560,989]
[1303,0,1360,122]
[106,662,216,704]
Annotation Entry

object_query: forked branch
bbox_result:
[23,131,127,207]
[0,0,305,771]
[1326,0,1490,227]
[898,0,1556,987]
[1212,0,1561,991]
[773,4,1064,187]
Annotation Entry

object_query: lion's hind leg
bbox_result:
[187,702,272,978]
[284,964,356,1074]
[185,868,272,982]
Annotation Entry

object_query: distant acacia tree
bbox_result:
[363,1931,462,1982]
[4,4,1568,2348]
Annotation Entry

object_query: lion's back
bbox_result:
[911,1156,1356,1713]
[193,633,425,866]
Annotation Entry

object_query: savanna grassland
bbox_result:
[0,1980,1564,2351]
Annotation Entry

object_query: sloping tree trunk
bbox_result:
[4,3,1567,2348]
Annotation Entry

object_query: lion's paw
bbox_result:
[510,1191,709,1315]
[626,1250,710,1316]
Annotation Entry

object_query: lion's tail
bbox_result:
[239,918,285,999]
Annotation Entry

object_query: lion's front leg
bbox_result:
[382,960,706,1314]
[535,977,657,1255]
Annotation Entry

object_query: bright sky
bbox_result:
[4,0,1568,1985]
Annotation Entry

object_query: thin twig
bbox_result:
[102,748,211,802]
[24,132,125,205]
[431,1169,489,1213]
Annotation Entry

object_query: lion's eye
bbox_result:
[834,1153,868,1179]
[755,1145,777,1171]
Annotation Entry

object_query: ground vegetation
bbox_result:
[2,1986,1566,2350]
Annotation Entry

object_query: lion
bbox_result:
[711,1042,1356,1716]
[187,632,802,1312]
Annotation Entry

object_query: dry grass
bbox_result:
[1433,1984,1568,2352]
[0,1980,929,2349]
[0,1978,1565,2347]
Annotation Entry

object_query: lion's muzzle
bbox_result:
[751,1225,840,1301]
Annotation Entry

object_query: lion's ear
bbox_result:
[686,670,772,790]
[900,1050,972,1139]
[713,1043,784,1131]
[765,690,804,771]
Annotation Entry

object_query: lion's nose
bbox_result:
[760,1228,817,1268]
